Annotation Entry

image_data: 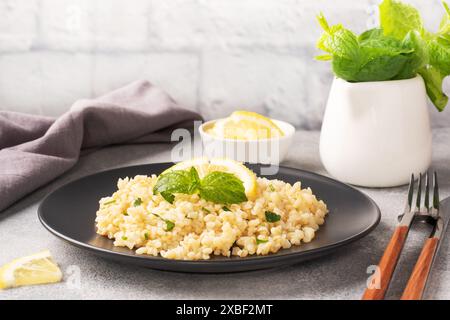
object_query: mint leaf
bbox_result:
[350,30,413,81]
[379,0,424,39]
[188,167,201,194]
[429,38,450,76]
[316,13,360,61]
[394,30,427,79]
[155,167,247,205]
[265,211,281,222]
[153,169,196,194]
[160,191,175,204]
[316,14,414,82]
[358,28,384,42]
[133,198,142,207]
[153,167,200,203]
[199,172,247,204]
[419,66,449,111]
[377,0,448,110]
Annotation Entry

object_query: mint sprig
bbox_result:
[316,0,450,111]
[153,167,247,205]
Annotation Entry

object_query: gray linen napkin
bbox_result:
[0,80,202,212]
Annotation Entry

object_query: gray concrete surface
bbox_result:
[1,129,449,300]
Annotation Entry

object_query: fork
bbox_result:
[401,172,440,300]
[362,172,440,300]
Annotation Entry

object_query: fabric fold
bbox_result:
[0,80,202,212]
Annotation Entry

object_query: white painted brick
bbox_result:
[92,53,199,111]
[295,50,333,130]
[0,0,38,52]
[40,0,95,50]
[40,0,151,51]
[93,0,151,51]
[199,50,319,128]
[1,0,450,129]
[300,0,373,46]
[148,0,371,50]
[0,52,92,116]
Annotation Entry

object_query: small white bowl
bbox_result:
[199,119,295,164]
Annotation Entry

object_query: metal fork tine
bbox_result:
[416,173,423,211]
[405,174,415,212]
[424,172,430,212]
[433,171,440,210]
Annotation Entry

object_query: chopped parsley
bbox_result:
[165,220,175,231]
[121,236,128,241]
[152,213,175,232]
[202,207,211,213]
[144,232,149,240]
[133,198,143,207]
[265,211,281,222]
[256,238,269,245]
[268,184,275,192]
[103,199,116,206]
[222,206,231,211]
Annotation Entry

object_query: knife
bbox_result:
[401,195,450,300]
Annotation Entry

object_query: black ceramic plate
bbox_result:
[38,163,380,273]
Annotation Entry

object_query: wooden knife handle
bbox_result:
[401,237,439,300]
[362,225,409,300]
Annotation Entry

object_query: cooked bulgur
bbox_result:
[95,175,328,260]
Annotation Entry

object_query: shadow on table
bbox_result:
[67,221,390,300]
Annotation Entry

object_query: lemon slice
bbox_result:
[0,250,62,290]
[164,158,257,199]
[212,110,284,140]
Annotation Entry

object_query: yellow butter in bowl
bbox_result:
[206,111,284,140]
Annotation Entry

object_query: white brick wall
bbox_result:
[0,1,37,52]
[0,0,449,128]
[0,52,92,115]
[92,53,199,110]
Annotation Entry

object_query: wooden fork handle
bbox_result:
[401,237,439,300]
[362,225,409,300]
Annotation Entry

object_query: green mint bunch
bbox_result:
[316,0,450,111]
[153,167,248,205]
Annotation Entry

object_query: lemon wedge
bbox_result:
[0,250,62,290]
[164,158,257,199]
[212,110,284,140]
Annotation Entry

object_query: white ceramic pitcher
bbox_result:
[320,75,432,187]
